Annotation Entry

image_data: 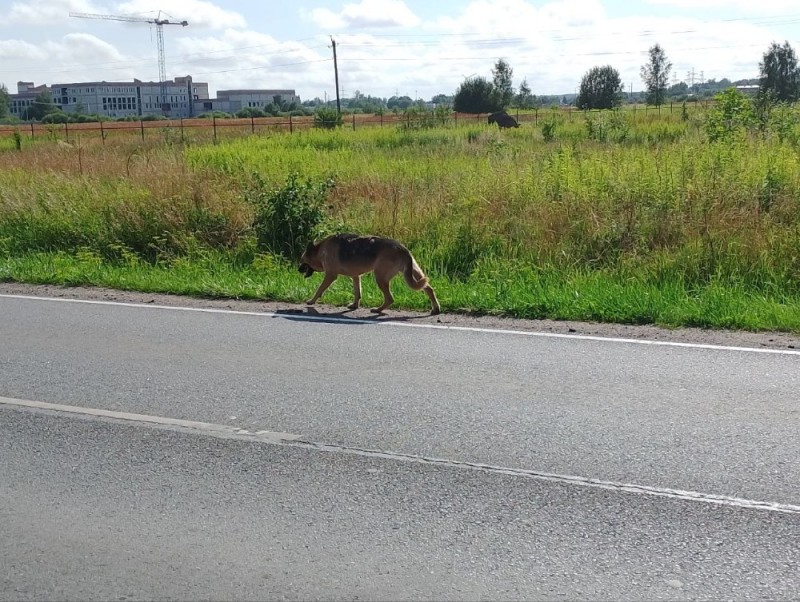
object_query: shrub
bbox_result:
[313,107,343,129]
[41,112,69,124]
[705,88,755,142]
[245,173,335,260]
[236,108,266,118]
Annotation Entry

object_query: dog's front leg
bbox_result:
[348,275,362,310]
[306,273,337,305]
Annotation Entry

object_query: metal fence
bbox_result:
[0,102,711,144]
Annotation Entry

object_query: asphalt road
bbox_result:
[1,293,799,600]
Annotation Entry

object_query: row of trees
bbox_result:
[4,42,799,122]
[453,41,800,114]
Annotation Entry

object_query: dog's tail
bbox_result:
[403,253,429,291]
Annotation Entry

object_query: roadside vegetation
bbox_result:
[2,91,800,332]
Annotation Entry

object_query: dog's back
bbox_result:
[319,234,409,276]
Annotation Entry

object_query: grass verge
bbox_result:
[3,250,799,332]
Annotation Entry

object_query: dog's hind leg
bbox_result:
[348,275,362,310]
[423,284,441,315]
[371,276,395,313]
[306,273,337,305]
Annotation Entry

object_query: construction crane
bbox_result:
[69,11,188,113]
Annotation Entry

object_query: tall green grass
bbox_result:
[2,102,800,331]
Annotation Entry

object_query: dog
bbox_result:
[299,233,440,315]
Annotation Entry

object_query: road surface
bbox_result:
[1,290,798,600]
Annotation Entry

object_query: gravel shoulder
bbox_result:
[2,281,800,351]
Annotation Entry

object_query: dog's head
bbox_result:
[298,262,315,278]
[299,241,321,277]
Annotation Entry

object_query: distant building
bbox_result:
[10,82,48,117]
[199,89,300,114]
[7,77,300,120]
[734,84,760,96]
[8,77,211,119]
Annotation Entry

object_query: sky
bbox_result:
[1,0,799,102]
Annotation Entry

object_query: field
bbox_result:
[2,102,800,332]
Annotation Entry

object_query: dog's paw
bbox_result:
[305,299,315,305]
[347,303,360,310]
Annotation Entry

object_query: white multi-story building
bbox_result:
[199,89,300,114]
[8,77,211,119]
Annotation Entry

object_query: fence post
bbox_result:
[534,108,539,124]
[30,122,35,140]
[352,114,356,131]
[212,113,217,143]
[289,114,293,134]
[64,122,68,141]
[100,120,105,145]
[251,115,255,134]
[180,117,185,144]
[140,119,145,141]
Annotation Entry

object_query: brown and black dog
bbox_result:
[299,233,440,315]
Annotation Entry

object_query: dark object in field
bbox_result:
[298,262,315,278]
[488,111,520,129]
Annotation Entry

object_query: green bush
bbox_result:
[313,107,343,129]
[705,88,755,142]
[245,172,335,260]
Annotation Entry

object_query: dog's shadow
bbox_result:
[273,306,435,325]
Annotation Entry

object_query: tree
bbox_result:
[22,90,58,121]
[431,94,453,106]
[576,65,624,110]
[641,44,672,106]
[453,76,499,113]
[515,79,535,109]
[492,59,514,110]
[668,81,689,97]
[387,95,413,111]
[0,84,9,118]
[759,41,800,102]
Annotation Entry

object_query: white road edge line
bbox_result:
[2,292,800,356]
[0,396,301,444]
[3,395,799,515]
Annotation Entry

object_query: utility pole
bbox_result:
[330,36,341,114]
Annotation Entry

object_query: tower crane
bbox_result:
[69,11,188,113]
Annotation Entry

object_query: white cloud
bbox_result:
[0,39,49,62]
[1,0,795,102]
[173,30,330,93]
[2,0,100,26]
[645,0,798,11]
[47,32,128,64]
[310,0,422,30]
